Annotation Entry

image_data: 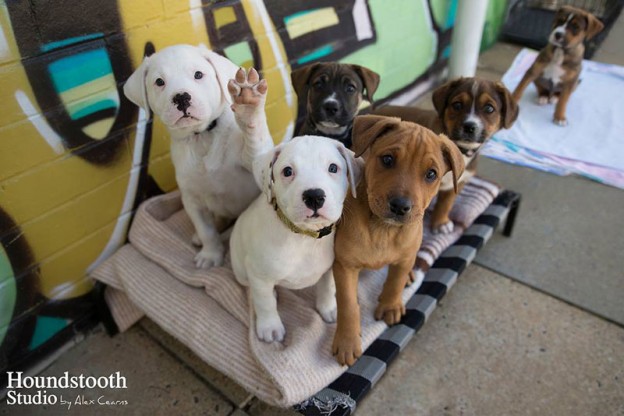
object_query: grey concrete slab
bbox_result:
[475,157,624,325]
[139,318,253,408]
[357,265,624,416]
[0,326,234,416]
[245,397,298,416]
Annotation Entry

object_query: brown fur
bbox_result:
[512,6,604,125]
[331,115,465,366]
[374,78,518,231]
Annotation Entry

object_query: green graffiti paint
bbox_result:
[224,42,255,68]
[340,0,437,100]
[0,246,17,345]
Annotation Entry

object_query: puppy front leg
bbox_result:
[512,68,538,102]
[228,68,273,171]
[182,196,224,269]
[513,57,547,102]
[332,261,362,366]
[375,259,414,325]
[553,84,573,126]
[315,269,337,323]
[430,185,463,234]
[249,279,285,343]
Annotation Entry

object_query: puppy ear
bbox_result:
[350,64,380,104]
[198,44,240,105]
[585,13,604,39]
[290,63,322,100]
[495,82,519,129]
[439,134,465,194]
[252,146,282,203]
[123,56,151,114]
[352,115,402,158]
[432,78,464,118]
[336,143,364,198]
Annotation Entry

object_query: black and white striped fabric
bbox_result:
[295,190,520,416]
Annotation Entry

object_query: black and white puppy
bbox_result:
[291,62,380,149]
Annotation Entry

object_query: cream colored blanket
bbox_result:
[91,177,498,407]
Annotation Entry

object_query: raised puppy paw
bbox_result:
[548,96,559,104]
[431,220,454,234]
[256,316,285,343]
[194,243,225,269]
[228,67,267,128]
[374,299,405,325]
[537,96,549,105]
[332,334,362,367]
[553,117,568,127]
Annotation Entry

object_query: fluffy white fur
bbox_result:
[123,44,272,268]
[230,136,363,343]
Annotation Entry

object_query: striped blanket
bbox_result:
[90,176,499,407]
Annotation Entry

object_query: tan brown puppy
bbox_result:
[332,115,464,366]
[512,6,603,126]
[291,62,380,149]
[374,78,518,233]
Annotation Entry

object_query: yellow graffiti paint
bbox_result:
[285,7,340,39]
[214,7,238,29]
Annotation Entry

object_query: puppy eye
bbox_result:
[313,80,323,89]
[345,85,356,94]
[483,104,495,114]
[328,163,338,173]
[451,102,463,111]
[282,166,293,177]
[425,169,437,182]
[155,78,165,87]
[380,154,394,168]
[194,71,203,80]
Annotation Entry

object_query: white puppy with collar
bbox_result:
[124,44,272,268]
[230,135,362,343]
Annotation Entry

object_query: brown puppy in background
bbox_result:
[332,115,464,366]
[512,6,603,126]
[291,62,380,149]
[374,78,518,233]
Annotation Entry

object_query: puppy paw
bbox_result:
[406,269,425,288]
[537,96,549,105]
[374,300,405,325]
[553,117,568,127]
[228,67,267,127]
[256,316,285,343]
[431,220,454,234]
[191,232,201,247]
[548,96,559,104]
[332,334,362,366]
[194,244,224,269]
[317,301,337,323]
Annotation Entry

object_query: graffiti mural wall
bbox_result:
[0,0,507,374]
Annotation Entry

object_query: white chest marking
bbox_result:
[543,47,566,86]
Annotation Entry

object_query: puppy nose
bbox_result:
[388,196,412,216]
[554,32,563,41]
[323,101,339,116]
[302,188,326,210]
[172,92,192,113]
[463,121,478,135]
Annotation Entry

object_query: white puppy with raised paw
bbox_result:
[230,136,363,343]
[123,44,272,268]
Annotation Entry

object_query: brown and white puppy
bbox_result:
[291,62,380,149]
[331,115,464,366]
[374,78,518,233]
[512,6,603,126]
